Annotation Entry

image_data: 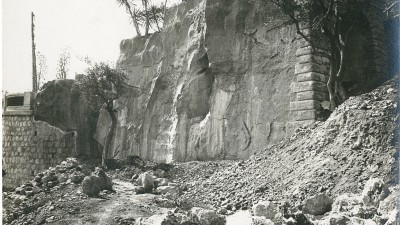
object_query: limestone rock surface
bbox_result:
[95,0,297,162]
[35,79,98,157]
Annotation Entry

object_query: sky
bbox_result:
[2,0,174,93]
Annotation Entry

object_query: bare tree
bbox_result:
[78,62,127,167]
[267,0,368,110]
[56,48,71,79]
[37,53,47,91]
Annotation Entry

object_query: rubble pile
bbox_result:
[4,158,87,199]
[136,207,226,225]
[2,158,113,224]
[167,79,398,215]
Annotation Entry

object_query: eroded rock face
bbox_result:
[96,0,298,162]
[35,79,99,157]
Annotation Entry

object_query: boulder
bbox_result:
[69,171,85,183]
[252,201,278,220]
[161,212,192,225]
[154,169,166,178]
[378,187,397,216]
[82,176,101,197]
[139,172,154,191]
[284,212,313,225]
[361,178,389,207]
[15,187,25,195]
[331,193,360,213]
[13,196,26,205]
[25,191,34,197]
[321,213,351,225]
[156,185,180,196]
[41,174,54,184]
[32,186,41,194]
[154,178,169,187]
[153,197,178,208]
[251,216,274,225]
[81,167,113,197]
[62,158,79,169]
[302,194,333,215]
[349,217,378,225]
[58,173,68,183]
[189,207,226,225]
[94,167,113,190]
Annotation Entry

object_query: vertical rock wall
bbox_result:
[96,0,299,162]
[95,0,388,162]
[2,114,76,189]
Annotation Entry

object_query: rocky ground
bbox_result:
[2,78,399,224]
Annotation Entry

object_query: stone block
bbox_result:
[290,100,322,111]
[297,55,329,65]
[297,72,328,82]
[292,81,327,93]
[296,47,312,57]
[296,91,326,101]
[295,62,329,75]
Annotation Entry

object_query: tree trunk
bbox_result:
[125,2,142,37]
[327,58,337,110]
[163,0,168,25]
[153,9,161,31]
[102,108,117,168]
[143,0,150,35]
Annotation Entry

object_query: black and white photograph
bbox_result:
[2,0,399,224]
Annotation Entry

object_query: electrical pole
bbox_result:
[31,12,37,92]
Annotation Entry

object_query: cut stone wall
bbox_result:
[2,113,76,189]
[288,0,388,130]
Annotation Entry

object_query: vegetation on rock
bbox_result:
[116,0,166,36]
[78,62,127,167]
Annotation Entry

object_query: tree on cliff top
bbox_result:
[79,62,127,167]
[267,0,370,110]
[116,0,166,36]
[56,48,71,80]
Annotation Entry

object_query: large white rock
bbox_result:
[189,207,226,225]
[251,216,274,225]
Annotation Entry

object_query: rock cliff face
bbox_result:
[35,80,99,157]
[95,0,299,162]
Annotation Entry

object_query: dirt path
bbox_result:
[52,179,168,225]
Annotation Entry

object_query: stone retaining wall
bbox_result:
[2,113,76,189]
[289,1,387,131]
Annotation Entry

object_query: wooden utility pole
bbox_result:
[31,12,38,92]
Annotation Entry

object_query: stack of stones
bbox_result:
[289,24,330,134]
[7,158,86,198]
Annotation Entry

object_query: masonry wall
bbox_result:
[288,0,388,129]
[2,114,76,189]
